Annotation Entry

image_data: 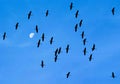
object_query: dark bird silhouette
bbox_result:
[41,60,44,68]
[112,72,115,78]
[58,47,61,54]
[66,72,70,78]
[75,10,79,18]
[92,44,95,51]
[89,54,92,61]
[28,11,32,19]
[83,38,86,45]
[79,19,83,27]
[81,31,84,39]
[54,55,58,62]
[55,48,58,56]
[3,32,6,40]
[75,24,78,32]
[37,39,40,47]
[83,47,86,56]
[46,10,49,17]
[70,2,73,10]
[50,37,53,45]
[15,22,19,30]
[41,33,45,42]
[35,25,38,33]
[66,44,69,53]
[112,7,115,15]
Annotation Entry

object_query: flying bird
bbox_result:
[70,2,73,10]
[66,72,70,78]
[15,22,19,30]
[50,37,53,45]
[79,20,83,27]
[28,11,32,19]
[3,32,6,40]
[35,25,38,33]
[37,39,41,47]
[83,47,86,56]
[89,54,92,61]
[83,38,86,45]
[66,44,69,53]
[41,33,45,42]
[75,10,79,18]
[81,31,84,39]
[41,60,44,68]
[112,7,115,15]
[55,48,58,56]
[58,47,61,54]
[92,44,95,51]
[112,72,115,78]
[75,24,78,32]
[46,10,49,17]
[54,55,58,62]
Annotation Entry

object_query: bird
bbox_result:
[83,47,86,56]
[41,33,45,42]
[75,10,79,18]
[112,7,115,15]
[66,72,70,78]
[37,39,41,47]
[46,10,49,17]
[66,44,69,53]
[50,37,53,45]
[54,55,58,62]
[83,38,86,45]
[28,11,32,19]
[79,19,83,27]
[92,44,95,51]
[75,24,78,32]
[89,54,92,61]
[41,60,44,68]
[81,31,84,39]
[112,72,115,78]
[15,22,19,30]
[3,32,6,40]
[70,2,73,10]
[55,48,58,56]
[35,25,38,33]
[58,47,61,54]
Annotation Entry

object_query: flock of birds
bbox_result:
[2,2,116,79]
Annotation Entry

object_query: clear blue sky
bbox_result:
[0,0,120,84]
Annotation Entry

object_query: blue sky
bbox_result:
[0,0,120,84]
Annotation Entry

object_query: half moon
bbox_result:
[29,33,35,38]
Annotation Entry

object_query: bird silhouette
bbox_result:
[37,39,41,47]
[54,55,58,62]
[92,44,95,51]
[46,10,49,17]
[41,60,44,68]
[66,72,70,78]
[41,33,45,42]
[79,20,83,27]
[70,2,73,10]
[112,7,115,15]
[15,22,19,30]
[50,37,53,45]
[3,32,6,40]
[83,38,86,45]
[28,11,32,19]
[58,47,61,54]
[83,47,86,56]
[66,44,69,53]
[35,25,38,33]
[89,54,92,61]
[55,48,58,56]
[81,31,84,39]
[75,24,78,32]
[75,10,79,18]
[112,72,115,78]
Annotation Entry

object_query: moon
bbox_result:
[29,33,35,38]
